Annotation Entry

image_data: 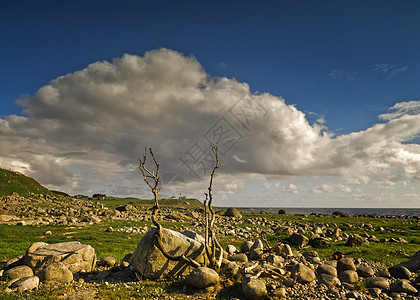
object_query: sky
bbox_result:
[1,1,420,208]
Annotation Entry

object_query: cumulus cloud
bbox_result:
[0,49,419,198]
[379,101,420,121]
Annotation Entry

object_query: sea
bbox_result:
[234,207,420,218]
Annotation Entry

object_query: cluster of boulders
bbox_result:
[1,241,96,293]
[128,226,420,299]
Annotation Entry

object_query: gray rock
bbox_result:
[26,242,48,255]
[316,264,337,277]
[318,273,341,287]
[337,257,356,274]
[365,277,390,289]
[287,233,309,247]
[186,267,219,289]
[221,260,239,277]
[240,241,254,253]
[24,241,96,274]
[345,234,365,246]
[224,207,242,218]
[390,279,418,294]
[272,287,287,298]
[3,265,34,282]
[357,265,375,277]
[302,250,318,259]
[226,245,237,255]
[130,227,206,279]
[291,263,316,283]
[309,237,330,248]
[377,268,391,278]
[4,256,24,271]
[98,256,116,268]
[388,265,411,279]
[266,254,284,266]
[120,253,132,268]
[249,239,264,260]
[9,276,39,292]
[228,253,248,263]
[37,261,73,284]
[398,250,420,272]
[338,270,359,283]
[368,287,382,297]
[242,276,267,300]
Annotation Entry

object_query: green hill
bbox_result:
[0,168,51,197]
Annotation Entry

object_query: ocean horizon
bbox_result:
[231,207,420,217]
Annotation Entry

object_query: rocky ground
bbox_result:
[1,193,420,299]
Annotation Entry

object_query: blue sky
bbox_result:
[1,1,419,207]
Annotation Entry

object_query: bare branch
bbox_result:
[139,147,202,269]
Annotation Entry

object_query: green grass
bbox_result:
[0,168,51,197]
[0,210,419,299]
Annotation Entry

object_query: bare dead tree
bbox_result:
[138,146,224,272]
[139,147,201,268]
[203,145,224,271]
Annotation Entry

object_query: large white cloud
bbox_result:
[1,48,419,197]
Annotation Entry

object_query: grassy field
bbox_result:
[0,203,419,299]
[1,211,419,267]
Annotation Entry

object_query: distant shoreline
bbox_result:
[223,207,420,217]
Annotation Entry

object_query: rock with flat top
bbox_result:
[24,241,96,273]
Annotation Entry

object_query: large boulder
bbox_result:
[130,227,206,279]
[398,250,420,272]
[24,241,96,274]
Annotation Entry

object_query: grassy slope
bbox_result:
[0,168,50,197]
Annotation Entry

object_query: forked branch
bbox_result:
[139,147,201,269]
